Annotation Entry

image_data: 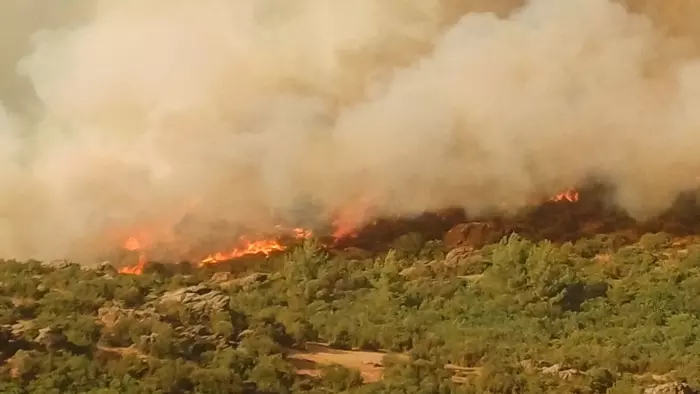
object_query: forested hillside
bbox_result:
[1,232,699,393]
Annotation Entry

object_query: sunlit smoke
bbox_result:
[3,0,700,261]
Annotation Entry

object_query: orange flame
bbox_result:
[200,238,285,265]
[550,188,580,203]
[118,236,148,275]
[331,201,374,240]
[292,227,313,239]
[118,226,314,274]
[200,227,312,265]
[119,253,147,275]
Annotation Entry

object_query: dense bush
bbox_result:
[0,233,697,392]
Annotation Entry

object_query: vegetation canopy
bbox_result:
[1,230,699,393]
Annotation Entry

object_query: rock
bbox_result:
[444,222,505,249]
[98,305,127,328]
[97,262,118,275]
[518,359,538,372]
[644,382,699,394]
[7,320,33,337]
[237,329,255,339]
[41,260,75,269]
[98,304,159,328]
[210,272,233,283]
[159,285,230,315]
[426,260,442,271]
[444,247,474,267]
[34,327,67,349]
[558,368,584,380]
[532,362,584,380]
[540,364,562,375]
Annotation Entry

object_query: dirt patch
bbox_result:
[287,343,405,383]
[287,343,483,384]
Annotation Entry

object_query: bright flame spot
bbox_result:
[119,253,147,275]
[550,189,580,203]
[119,236,148,275]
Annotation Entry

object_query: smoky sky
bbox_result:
[2,0,700,261]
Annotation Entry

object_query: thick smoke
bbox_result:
[2,0,700,261]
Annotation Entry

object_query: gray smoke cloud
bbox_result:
[2,0,700,261]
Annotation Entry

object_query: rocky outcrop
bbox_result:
[98,304,160,328]
[159,284,230,314]
[538,363,585,380]
[41,260,76,269]
[444,247,475,267]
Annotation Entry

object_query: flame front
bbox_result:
[200,227,312,265]
[119,236,148,275]
[118,189,580,275]
[550,188,580,203]
[200,238,285,265]
[118,226,314,274]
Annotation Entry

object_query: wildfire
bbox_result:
[118,226,314,274]
[200,238,286,265]
[200,227,313,265]
[118,189,579,275]
[550,188,580,203]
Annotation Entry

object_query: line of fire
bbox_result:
[111,180,700,276]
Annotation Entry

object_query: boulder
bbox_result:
[97,261,118,275]
[159,285,230,314]
[444,247,474,267]
[210,272,233,283]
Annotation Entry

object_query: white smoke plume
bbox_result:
[2,0,700,261]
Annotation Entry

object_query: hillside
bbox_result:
[1,228,700,393]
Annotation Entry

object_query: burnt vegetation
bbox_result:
[3,187,700,393]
